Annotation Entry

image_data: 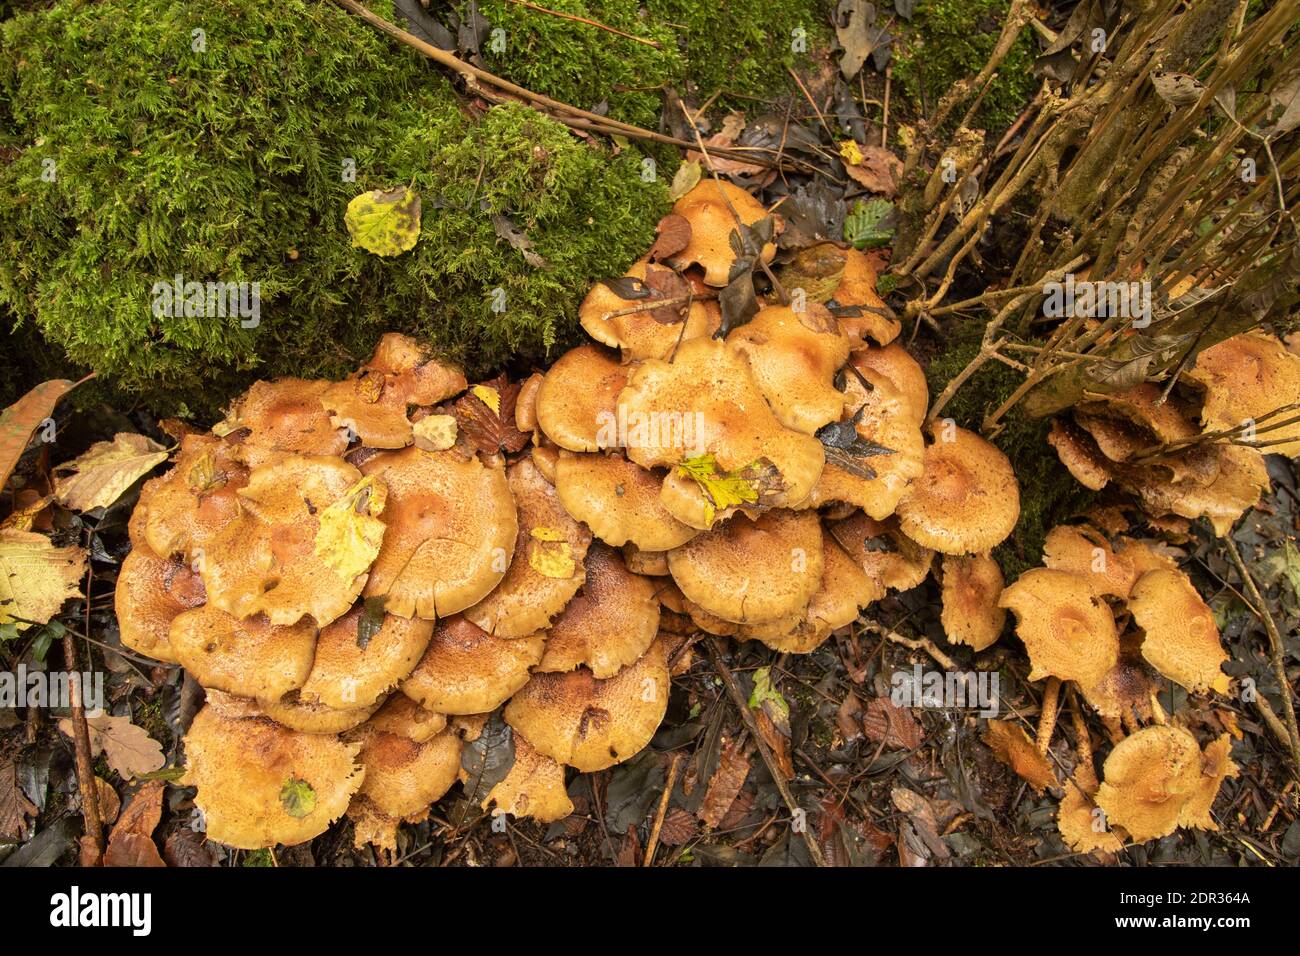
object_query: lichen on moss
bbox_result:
[0,0,667,412]
[924,320,1097,578]
[892,0,1037,132]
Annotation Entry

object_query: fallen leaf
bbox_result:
[345,186,421,257]
[844,198,896,249]
[452,376,530,456]
[57,714,165,779]
[747,665,791,736]
[697,737,751,829]
[982,720,1056,792]
[54,433,169,512]
[0,758,38,842]
[103,780,165,867]
[836,0,893,79]
[753,706,794,781]
[675,454,785,525]
[891,786,949,863]
[163,827,216,867]
[862,695,924,750]
[669,159,702,200]
[1151,71,1204,108]
[492,213,549,269]
[529,527,576,579]
[0,378,80,491]
[411,413,458,451]
[836,692,865,743]
[842,143,903,196]
[657,808,698,846]
[0,529,86,631]
[95,777,121,825]
[647,213,692,262]
[314,476,388,581]
[279,777,316,818]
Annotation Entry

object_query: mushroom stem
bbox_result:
[62,631,104,864]
[1036,677,1061,756]
[1101,715,1125,745]
[1068,689,1098,794]
[642,752,684,868]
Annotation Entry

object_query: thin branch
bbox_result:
[505,0,662,47]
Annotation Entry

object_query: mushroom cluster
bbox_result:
[115,180,1023,852]
[995,517,1237,850]
[1048,330,1299,534]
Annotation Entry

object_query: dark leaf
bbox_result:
[648,213,692,262]
[392,0,456,50]
[456,714,514,825]
[452,376,531,457]
[599,276,654,301]
[717,272,760,337]
[835,0,892,78]
[605,749,664,833]
[356,595,387,649]
[492,214,549,269]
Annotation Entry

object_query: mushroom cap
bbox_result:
[895,424,1020,555]
[849,344,928,425]
[115,549,203,664]
[1074,411,1152,463]
[1084,384,1198,443]
[807,361,925,518]
[826,512,934,593]
[667,509,823,625]
[298,604,433,710]
[1094,725,1204,843]
[536,543,661,678]
[319,333,467,449]
[141,434,250,560]
[554,451,697,551]
[617,337,825,523]
[348,725,463,820]
[998,568,1119,690]
[181,704,363,849]
[579,258,718,361]
[504,636,669,772]
[1177,733,1238,831]
[1047,418,1112,491]
[535,344,630,453]
[940,552,1006,652]
[359,446,516,619]
[1042,524,1140,599]
[1057,784,1126,853]
[256,693,381,735]
[1187,332,1300,456]
[483,734,574,823]
[201,454,378,627]
[223,378,348,458]
[169,605,315,701]
[1080,659,1156,722]
[364,692,448,743]
[1126,443,1269,535]
[739,534,880,653]
[1129,568,1229,694]
[514,372,544,434]
[464,457,593,637]
[726,304,851,433]
[666,179,776,286]
[400,615,544,714]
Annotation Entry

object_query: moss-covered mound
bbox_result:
[0,0,667,410]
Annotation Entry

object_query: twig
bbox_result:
[642,752,683,867]
[505,0,661,47]
[704,639,827,867]
[63,631,104,865]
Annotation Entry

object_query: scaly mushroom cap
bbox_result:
[483,734,574,823]
[256,693,380,735]
[739,534,880,653]
[940,553,1006,651]
[359,446,516,619]
[140,434,250,560]
[1127,443,1269,535]
[319,333,467,449]
[726,304,851,433]
[1187,332,1300,456]
[399,616,544,715]
[221,378,348,460]
[298,604,433,710]
[1094,725,1205,843]
[1129,568,1229,694]
[617,337,825,525]
[514,372,544,434]
[554,451,697,551]
[364,692,448,743]
[1058,784,1126,853]
[465,457,592,637]
[1042,524,1140,599]
[807,360,925,518]
[536,543,661,678]
[347,725,463,822]
[1177,734,1238,831]
[181,704,363,850]
[667,179,776,286]
[895,424,1020,555]
[201,454,381,627]
[1074,411,1152,464]
[831,247,899,347]
[115,549,203,664]
[1081,659,1156,722]
[168,606,316,701]
[1047,418,1112,490]
[849,344,928,425]
[826,512,934,593]
[998,568,1119,690]
[504,636,669,772]
[534,344,630,453]
[667,509,823,625]
[579,258,718,361]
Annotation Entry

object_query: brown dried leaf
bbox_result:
[862,696,924,750]
[0,378,79,491]
[0,758,37,843]
[163,827,217,867]
[58,714,166,779]
[982,719,1056,792]
[843,144,903,197]
[657,808,698,847]
[697,737,751,829]
[647,213,692,262]
[753,706,794,781]
[835,692,865,743]
[103,780,165,867]
[451,375,530,457]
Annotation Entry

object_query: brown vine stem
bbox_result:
[505,0,661,47]
[642,752,683,867]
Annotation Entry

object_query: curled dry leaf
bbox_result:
[104,780,166,867]
[54,433,170,512]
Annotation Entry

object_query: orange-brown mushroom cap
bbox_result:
[221,378,348,459]
[535,344,630,453]
[115,549,204,664]
[400,615,544,715]
[554,451,697,552]
[168,606,316,701]
[1186,332,1300,457]
[579,259,718,361]
[1094,725,1205,843]
[298,603,434,710]
[998,568,1119,690]
[666,180,777,287]
[940,553,1006,651]
[1129,568,1230,694]
[482,733,574,823]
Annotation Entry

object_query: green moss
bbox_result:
[0,0,666,413]
[893,0,1036,132]
[925,321,1097,578]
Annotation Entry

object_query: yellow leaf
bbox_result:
[54,433,170,512]
[412,414,458,451]
[675,454,782,525]
[471,384,501,415]
[345,186,422,257]
[186,451,227,496]
[839,140,864,167]
[314,476,388,580]
[0,495,52,532]
[0,529,86,630]
[529,526,575,579]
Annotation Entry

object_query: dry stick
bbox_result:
[505,0,661,47]
[704,638,827,867]
[63,631,104,864]
[1224,536,1300,778]
[642,752,684,867]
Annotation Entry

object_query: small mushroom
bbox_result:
[895,424,1020,555]
[504,636,669,772]
[400,615,544,714]
[482,734,574,823]
[939,553,1006,651]
[849,343,928,426]
[364,692,448,743]
[666,180,777,287]
[1047,418,1112,491]
[1093,725,1211,843]
[345,725,463,848]
[829,246,900,347]
[139,434,250,561]
[181,703,364,849]
[534,344,630,453]
[220,378,348,459]
[579,258,718,361]
[1128,568,1230,694]
[826,511,934,593]
[1127,443,1270,535]
[998,568,1119,691]
[554,451,697,551]
[1042,524,1140,599]
[1185,332,1300,457]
